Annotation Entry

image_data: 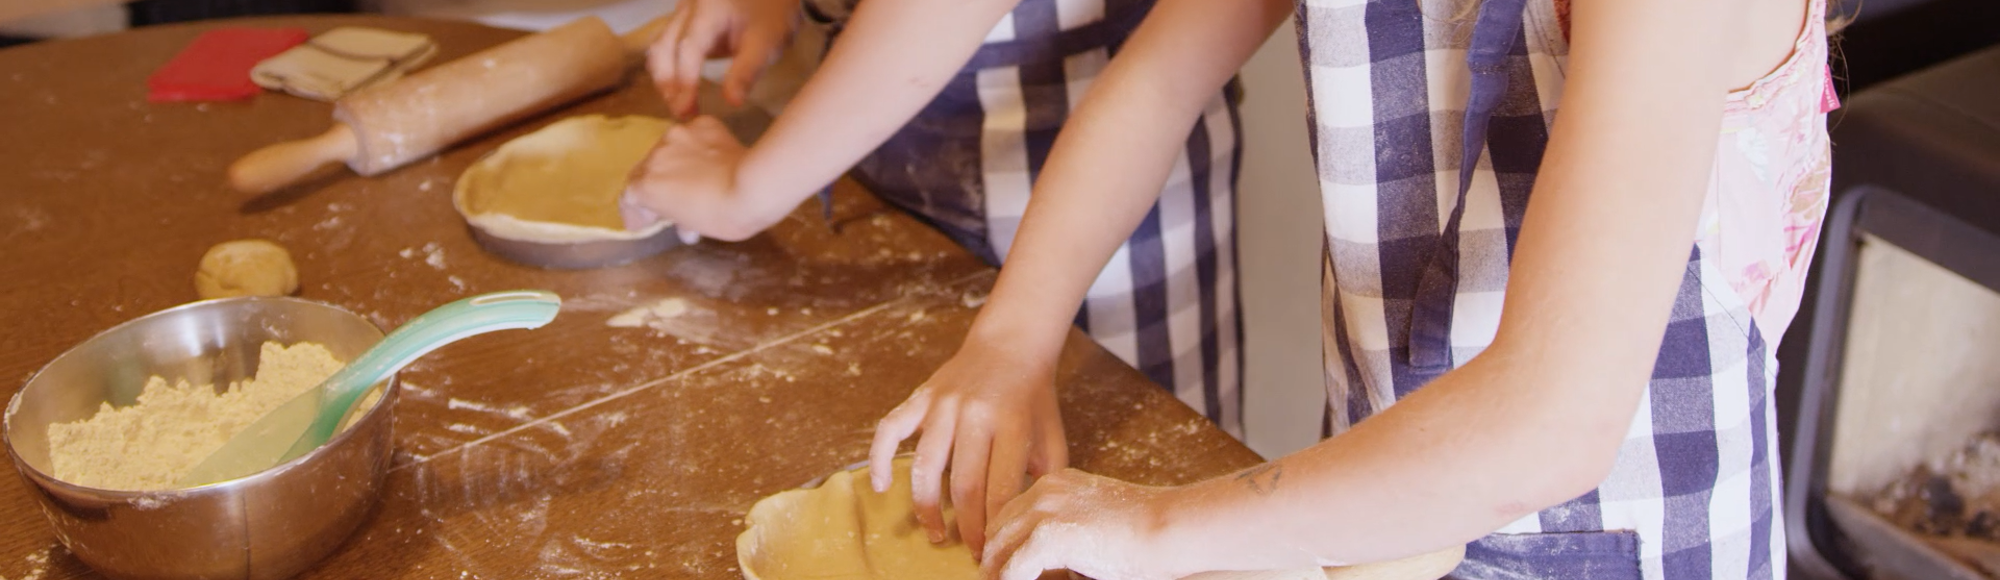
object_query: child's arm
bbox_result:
[626,0,1021,240]
[864,0,1293,557]
[980,0,1758,578]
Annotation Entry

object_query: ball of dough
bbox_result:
[195,239,299,299]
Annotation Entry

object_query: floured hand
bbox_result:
[868,332,1068,558]
[982,469,1191,580]
[622,115,790,242]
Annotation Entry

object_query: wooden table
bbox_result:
[0,15,1260,580]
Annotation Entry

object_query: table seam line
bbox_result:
[392,269,995,469]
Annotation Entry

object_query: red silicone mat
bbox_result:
[147,27,309,102]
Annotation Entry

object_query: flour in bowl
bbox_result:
[47,342,345,491]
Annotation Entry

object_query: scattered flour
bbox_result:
[422,242,448,270]
[960,289,989,308]
[46,342,344,491]
[398,243,449,270]
[17,545,49,580]
[606,297,689,328]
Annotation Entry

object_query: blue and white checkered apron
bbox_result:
[814,0,1247,433]
[1298,0,1785,578]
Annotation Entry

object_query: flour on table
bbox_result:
[607,297,690,328]
[422,242,447,269]
[397,243,448,270]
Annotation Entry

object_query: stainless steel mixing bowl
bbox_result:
[4,297,399,580]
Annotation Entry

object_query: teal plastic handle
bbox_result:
[175,290,562,488]
[280,290,562,461]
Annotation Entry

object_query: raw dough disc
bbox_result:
[737,460,1460,580]
[737,457,978,580]
[452,114,674,243]
[194,239,298,299]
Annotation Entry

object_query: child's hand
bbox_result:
[982,469,1186,580]
[648,0,802,119]
[867,334,1069,558]
[623,116,789,242]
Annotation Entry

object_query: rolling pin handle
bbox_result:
[1320,545,1466,580]
[229,124,358,194]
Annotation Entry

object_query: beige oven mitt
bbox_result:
[251,27,436,101]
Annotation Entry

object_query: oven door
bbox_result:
[1789,184,2000,580]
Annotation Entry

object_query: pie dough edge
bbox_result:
[451,114,676,244]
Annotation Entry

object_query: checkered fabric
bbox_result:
[1297,0,1785,578]
[827,0,1247,433]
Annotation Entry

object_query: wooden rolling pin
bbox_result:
[229,16,669,194]
[1323,546,1463,580]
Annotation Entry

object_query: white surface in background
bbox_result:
[366,0,742,82]
[1236,20,1327,460]
[0,3,126,38]
[367,0,670,34]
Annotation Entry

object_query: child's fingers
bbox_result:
[673,14,727,118]
[869,388,932,492]
[982,423,1031,543]
[950,431,995,556]
[649,9,695,102]
[686,115,731,137]
[996,535,1061,580]
[684,116,745,151]
[721,23,785,106]
[980,508,1040,580]
[1026,411,1067,477]
[909,409,960,545]
[618,187,664,231]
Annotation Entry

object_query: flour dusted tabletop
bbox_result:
[0,16,1260,579]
